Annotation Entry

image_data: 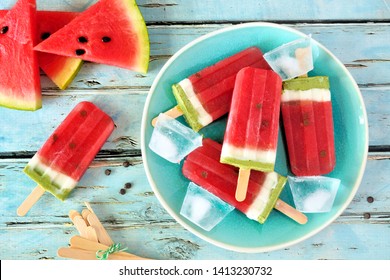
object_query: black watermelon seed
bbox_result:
[102,36,111,43]
[123,161,130,167]
[124,183,132,189]
[105,169,112,176]
[119,188,126,195]
[1,26,9,34]
[41,32,51,40]
[80,110,88,117]
[52,134,58,143]
[78,36,88,43]
[75,49,86,56]
[367,196,374,203]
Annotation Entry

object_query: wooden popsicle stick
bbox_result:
[235,168,251,202]
[73,215,89,238]
[84,202,114,246]
[17,186,45,216]
[68,210,80,221]
[57,247,143,260]
[87,226,99,242]
[274,199,308,225]
[85,226,99,242]
[295,45,311,77]
[151,105,183,126]
[70,235,109,251]
[70,235,149,260]
[87,212,114,246]
[81,209,92,225]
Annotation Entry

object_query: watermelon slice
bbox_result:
[36,12,83,90]
[0,0,41,111]
[34,0,149,73]
[0,10,82,90]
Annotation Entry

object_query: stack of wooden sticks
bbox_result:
[57,202,149,260]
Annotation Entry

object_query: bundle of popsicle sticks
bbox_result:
[57,202,149,260]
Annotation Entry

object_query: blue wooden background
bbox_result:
[0,0,389,260]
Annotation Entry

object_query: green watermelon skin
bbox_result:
[34,0,150,73]
[0,0,41,111]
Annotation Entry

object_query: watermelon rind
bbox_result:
[39,54,83,90]
[55,59,83,90]
[0,90,42,111]
[124,0,150,73]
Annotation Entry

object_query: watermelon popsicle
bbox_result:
[183,139,307,224]
[151,47,271,131]
[221,67,282,201]
[281,76,336,176]
[17,101,115,216]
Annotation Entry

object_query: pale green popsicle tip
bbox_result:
[257,174,287,224]
[172,83,203,132]
[283,76,329,91]
[220,157,275,173]
[23,165,71,201]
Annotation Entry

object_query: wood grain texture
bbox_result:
[0,157,389,260]
[1,0,390,22]
[0,87,387,153]
[0,0,389,261]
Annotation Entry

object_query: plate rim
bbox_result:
[140,22,369,253]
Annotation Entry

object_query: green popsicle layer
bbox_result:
[24,164,74,201]
[283,76,329,91]
[257,173,287,224]
[172,83,204,132]
[220,157,275,173]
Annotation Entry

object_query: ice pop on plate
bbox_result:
[220,67,282,201]
[281,76,336,176]
[18,101,115,216]
[183,139,307,224]
[152,47,270,131]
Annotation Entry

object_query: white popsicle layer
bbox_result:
[27,154,78,192]
[245,172,279,220]
[281,88,330,102]
[178,79,213,126]
[221,144,277,165]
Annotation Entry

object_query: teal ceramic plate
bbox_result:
[141,22,368,253]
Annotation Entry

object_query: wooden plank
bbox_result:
[1,222,389,260]
[34,24,390,90]
[0,86,388,153]
[361,88,390,147]
[0,93,144,154]
[1,0,389,22]
[0,157,390,259]
[0,156,389,259]
[1,156,388,221]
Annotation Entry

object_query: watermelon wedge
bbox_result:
[0,10,82,90]
[0,0,41,111]
[36,12,82,90]
[34,0,150,73]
